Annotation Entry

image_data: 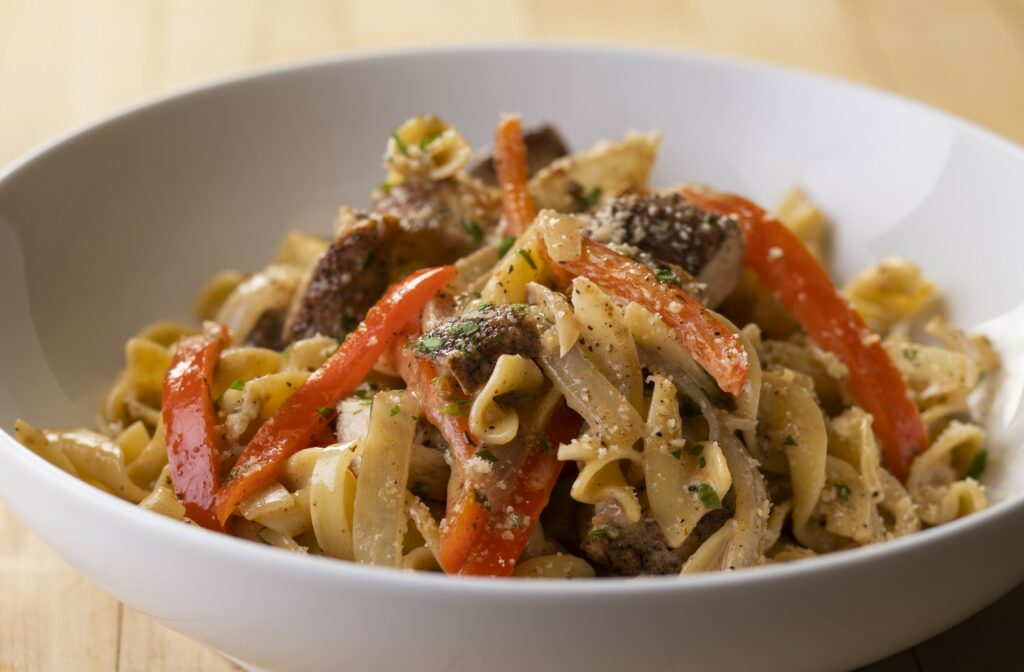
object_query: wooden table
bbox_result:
[2,1,1023,670]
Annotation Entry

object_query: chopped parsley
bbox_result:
[698,456,707,469]
[579,186,603,208]
[511,303,529,314]
[696,483,722,510]
[497,235,517,258]
[441,400,470,416]
[475,449,498,463]
[590,527,615,539]
[229,378,246,391]
[461,218,484,244]
[416,334,444,353]
[835,482,852,501]
[517,248,537,270]
[904,348,918,361]
[474,488,490,509]
[671,449,683,459]
[377,181,393,193]
[389,405,400,417]
[315,406,333,420]
[338,314,359,337]
[538,437,551,453]
[784,435,798,446]
[419,132,441,149]
[654,267,678,286]
[688,444,704,456]
[965,450,988,479]
[451,320,480,337]
[391,130,409,156]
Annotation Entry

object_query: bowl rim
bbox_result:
[2,42,1023,596]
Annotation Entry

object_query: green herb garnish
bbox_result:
[416,334,444,353]
[688,444,704,456]
[835,482,852,501]
[784,435,798,446]
[315,406,333,420]
[419,132,441,149]
[389,405,400,417]
[671,449,683,459]
[452,320,480,337]
[475,449,498,463]
[392,130,409,156]
[590,527,614,539]
[904,348,918,361]
[579,186,603,208]
[696,483,722,510]
[377,181,393,193]
[474,488,490,509]
[518,248,537,270]
[965,450,988,479]
[461,219,484,244]
[497,235,516,258]
[229,378,246,391]
[699,456,707,469]
[654,268,678,285]
[339,314,359,336]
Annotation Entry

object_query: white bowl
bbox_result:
[1,45,1023,672]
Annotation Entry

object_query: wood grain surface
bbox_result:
[2,1,1023,670]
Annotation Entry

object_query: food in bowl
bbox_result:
[13,113,999,578]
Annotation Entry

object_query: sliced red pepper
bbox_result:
[553,238,749,396]
[683,187,928,481]
[495,114,536,236]
[214,265,457,524]
[392,334,582,575]
[456,405,582,577]
[162,325,229,532]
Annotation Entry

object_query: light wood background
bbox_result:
[2,1,1023,671]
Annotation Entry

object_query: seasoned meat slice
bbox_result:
[286,211,398,342]
[414,304,541,394]
[373,175,502,273]
[469,124,571,185]
[246,310,286,350]
[580,499,730,576]
[284,177,500,346]
[588,192,745,307]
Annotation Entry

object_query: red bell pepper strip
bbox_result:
[456,405,582,577]
[162,325,230,532]
[683,187,928,481]
[392,334,582,576]
[214,265,457,524]
[495,114,536,236]
[552,238,749,396]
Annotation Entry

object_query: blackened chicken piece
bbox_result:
[580,500,730,576]
[373,176,502,273]
[414,304,541,394]
[588,192,745,308]
[286,212,398,342]
[469,124,571,186]
[246,310,286,350]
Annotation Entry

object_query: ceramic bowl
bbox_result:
[1,46,1023,672]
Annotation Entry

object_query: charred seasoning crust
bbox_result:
[414,304,541,394]
[590,192,733,275]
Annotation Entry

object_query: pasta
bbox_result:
[13,116,1000,579]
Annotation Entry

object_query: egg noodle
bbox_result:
[15,115,1000,578]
